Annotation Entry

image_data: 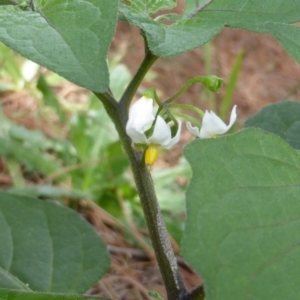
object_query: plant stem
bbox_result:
[119,50,158,113]
[165,75,222,104]
[94,36,210,297]
[95,91,187,299]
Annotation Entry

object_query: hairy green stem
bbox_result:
[94,46,208,300]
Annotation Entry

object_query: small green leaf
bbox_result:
[0,192,110,293]
[0,0,118,92]
[182,128,300,300]
[0,288,111,300]
[245,100,300,150]
[220,50,244,119]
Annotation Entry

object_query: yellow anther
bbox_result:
[145,144,159,166]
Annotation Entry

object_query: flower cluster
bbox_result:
[126,96,237,166]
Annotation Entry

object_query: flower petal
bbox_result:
[227,105,237,129]
[148,117,182,149]
[164,120,182,149]
[128,96,155,132]
[199,105,237,138]
[126,96,155,144]
[126,127,148,144]
[186,121,200,137]
[148,116,172,146]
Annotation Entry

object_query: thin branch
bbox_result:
[119,50,158,114]
[165,76,217,104]
[188,0,213,19]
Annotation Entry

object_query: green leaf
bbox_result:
[120,0,300,59]
[0,192,110,293]
[0,109,62,175]
[37,75,66,122]
[182,128,300,300]
[126,0,176,15]
[264,22,300,65]
[0,0,118,92]
[8,185,91,201]
[109,64,131,100]
[0,138,61,175]
[194,0,300,32]
[0,288,111,300]
[220,50,244,119]
[245,100,300,150]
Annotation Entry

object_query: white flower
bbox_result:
[186,105,237,139]
[126,96,181,165]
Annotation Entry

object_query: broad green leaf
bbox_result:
[182,129,300,300]
[120,0,300,59]
[193,0,300,31]
[264,22,300,64]
[0,192,110,293]
[126,0,176,15]
[245,101,300,150]
[0,288,111,300]
[0,0,118,92]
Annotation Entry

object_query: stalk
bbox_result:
[95,91,186,299]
